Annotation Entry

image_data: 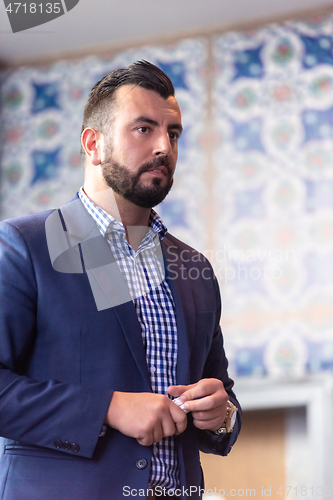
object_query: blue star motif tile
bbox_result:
[302,106,333,143]
[32,83,61,114]
[232,118,265,152]
[301,35,333,69]
[31,147,62,185]
[305,179,333,212]
[233,45,264,80]
[157,61,188,89]
[233,186,265,220]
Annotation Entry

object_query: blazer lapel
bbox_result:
[60,196,151,389]
[162,237,196,385]
[113,302,152,391]
[60,196,99,243]
[58,197,198,390]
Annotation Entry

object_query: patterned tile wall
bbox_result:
[214,13,333,378]
[0,38,208,250]
[1,13,333,379]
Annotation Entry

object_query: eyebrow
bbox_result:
[132,116,183,135]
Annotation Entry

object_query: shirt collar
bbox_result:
[78,187,168,241]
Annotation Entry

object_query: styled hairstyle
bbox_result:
[80,60,175,160]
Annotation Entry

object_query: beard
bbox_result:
[101,153,174,209]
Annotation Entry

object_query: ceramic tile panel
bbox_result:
[214,13,333,378]
[0,38,208,250]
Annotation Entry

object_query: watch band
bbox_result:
[214,400,238,435]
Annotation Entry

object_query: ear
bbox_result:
[81,128,104,166]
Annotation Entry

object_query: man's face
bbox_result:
[100,85,182,208]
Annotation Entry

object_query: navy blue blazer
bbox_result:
[0,195,241,500]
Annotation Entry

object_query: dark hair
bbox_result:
[81,60,175,157]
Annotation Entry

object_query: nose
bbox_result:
[153,132,172,157]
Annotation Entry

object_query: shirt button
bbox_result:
[136,458,148,470]
[150,366,156,374]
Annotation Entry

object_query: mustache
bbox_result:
[137,156,171,176]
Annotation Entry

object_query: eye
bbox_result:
[138,126,149,134]
[169,131,179,141]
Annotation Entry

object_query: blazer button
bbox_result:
[136,458,148,470]
[63,441,71,451]
[71,443,80,453]
[54,439,63,449]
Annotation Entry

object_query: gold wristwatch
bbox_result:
[214,400,238,434]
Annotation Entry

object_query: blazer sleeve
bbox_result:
[0,220,113,459]
[196,273,242,456]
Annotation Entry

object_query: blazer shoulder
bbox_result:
[0,209,56,239]
[163,232,213,267]
[0,193,79,237]
[163,232,200,253]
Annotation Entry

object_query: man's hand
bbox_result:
[168,379,229,432]
[105,391,187,446]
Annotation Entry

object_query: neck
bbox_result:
[83,183,151,251]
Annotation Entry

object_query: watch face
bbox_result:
[216,402,238,434]
[230,410,237,429]
[225,402,238,432]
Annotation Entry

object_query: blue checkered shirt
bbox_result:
[79,188,180,490]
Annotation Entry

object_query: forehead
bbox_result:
[112,85,181,124]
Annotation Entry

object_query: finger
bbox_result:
[159,416,176,441]
[137,432,154,446]
[167,384,196,398]
[160,402,179,440]
[168,401,188,435]
[174,418,187,435]
[193,416,222,431]
[191,405,223,422]
[184,392,224,413]
[185,395,229,416]
[153,422,165,444]
[181,379,223,403]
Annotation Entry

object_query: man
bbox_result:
[0,61,241,500]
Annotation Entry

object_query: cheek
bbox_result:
[173,143,178,159]
[170,152,178,173]
[113,144,143,169]
[123,140,150,160]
